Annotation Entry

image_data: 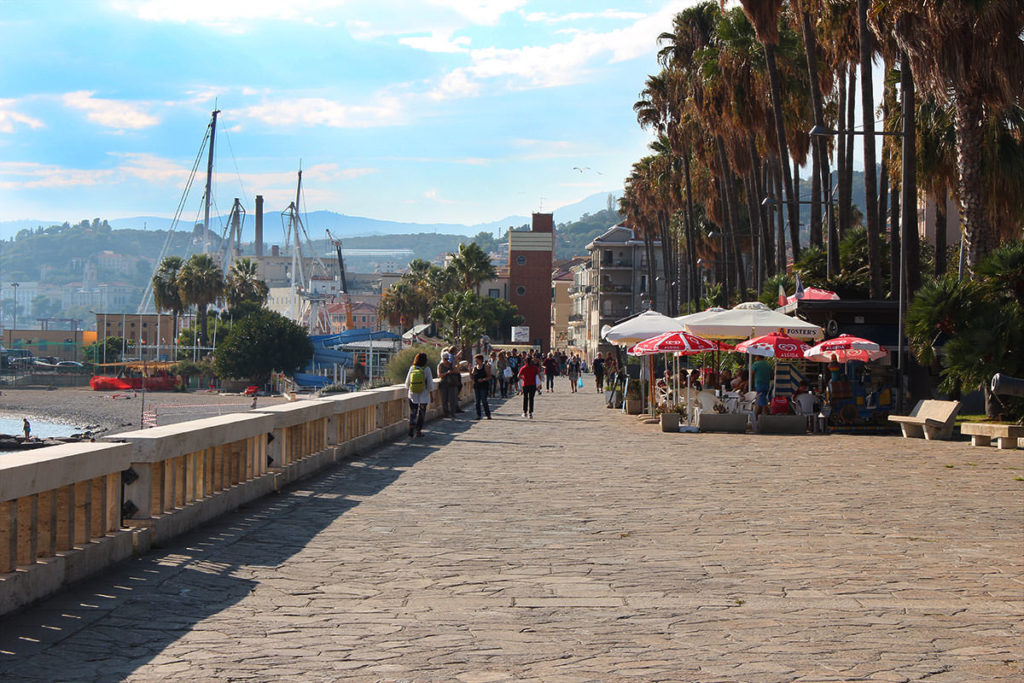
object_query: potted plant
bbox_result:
[658,403,684,432]
[624,378,643,415]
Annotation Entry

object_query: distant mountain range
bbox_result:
[0,191,622,244]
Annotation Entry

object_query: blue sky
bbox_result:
[0,0,702,227]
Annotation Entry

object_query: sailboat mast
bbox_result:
[202,109,220,254]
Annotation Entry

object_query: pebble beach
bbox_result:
[0,386,291,438]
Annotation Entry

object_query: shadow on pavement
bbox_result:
[0,413,478,679]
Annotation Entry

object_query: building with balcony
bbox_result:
[571,223,663,361]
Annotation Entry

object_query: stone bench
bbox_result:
[960,423,1024,450]
[888,400,960,440]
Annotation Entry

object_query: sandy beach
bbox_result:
[0,386,291,437]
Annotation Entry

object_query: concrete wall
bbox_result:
[0,376,470,616]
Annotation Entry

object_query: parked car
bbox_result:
[57,360,85,367]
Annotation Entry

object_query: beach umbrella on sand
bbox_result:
[803,334,888,364]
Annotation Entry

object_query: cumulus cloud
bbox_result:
[0,100,44,133]
[429,0,526,26]
[428,2,690,99]
[112,0,342,32]
[62,91,159,130]
[235,96,405,128]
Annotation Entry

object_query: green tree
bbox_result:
[477,296,524,342]
[152,256,186,342]
[383,344,441,385]
[450,242,496,295]
[213,309,313,384]
[83,336,127,364]
[224,257,269,312]
[177,253,224,348]
[431,290,487,355]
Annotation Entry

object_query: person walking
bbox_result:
[437,350,461,418]
[471,353,492,419]
[405,352,435,437]
[507,350,521,395]
[592,352,605,393]
[753,357,772,420]
[518,355,540,418]
[495,351,510,398]
[567,353,581,393]
[542,352,558,392]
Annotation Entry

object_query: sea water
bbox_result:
[0,415,84,439]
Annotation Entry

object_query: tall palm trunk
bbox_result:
[683,151,699,311]
[900,52,921,297]
[836,68,850,241]
[744,172,764,293]
[772,162,786,273]
[858,0,881,298]
[798,6,826,251]
[954,98,994,274]
[716,138,747,296]
[889,176,900,299]
[764,44,801,262]
[934,198,948,277]
[750,138,774,279]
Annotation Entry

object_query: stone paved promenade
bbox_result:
[1,385,1022,682]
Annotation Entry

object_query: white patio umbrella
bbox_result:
[683,301,824,341]
[684,302,824,392]
[603,310,685,345]
[604,311,684,416]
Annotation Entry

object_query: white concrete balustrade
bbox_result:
[0,375,468,616]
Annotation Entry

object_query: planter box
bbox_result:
[660,413,680,432]
[757,414,808,434]
[625,399,643,415]
[698,412,748,433]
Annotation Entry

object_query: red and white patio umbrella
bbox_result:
[803,334,888,363]
[786,287,839,305]
[735,331,811,359]
[628,331,718,356]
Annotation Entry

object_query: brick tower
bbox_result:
[508,213,554,352]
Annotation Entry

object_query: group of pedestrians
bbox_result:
[405,347,616,434]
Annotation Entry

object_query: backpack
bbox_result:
[409,366,426,393]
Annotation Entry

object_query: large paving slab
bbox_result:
[1,383,1022,682]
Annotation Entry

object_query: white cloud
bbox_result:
[399,31,471,53]
[428,0,526,26]
[0,100,44,133]
[0,161,113,189]
[235,96,405,128]
[62,91,159,130]
[522,10,646,24]
[112,0,344,32]
[427,3,689,99]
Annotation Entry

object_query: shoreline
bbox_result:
[0,386,291,438]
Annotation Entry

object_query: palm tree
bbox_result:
[152,256,185,343]
[224,257,269,311]
[450,243,496,295]
[889,0,1024,274]
[177,253,224,349]
[731,0,802,262]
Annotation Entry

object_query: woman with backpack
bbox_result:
[405,352,435,437]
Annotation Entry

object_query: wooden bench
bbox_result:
[960,423,1024,450]
[888,400,960,440]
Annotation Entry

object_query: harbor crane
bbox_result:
[325,229,354,332]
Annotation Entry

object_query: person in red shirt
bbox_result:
[518,356,541,418]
